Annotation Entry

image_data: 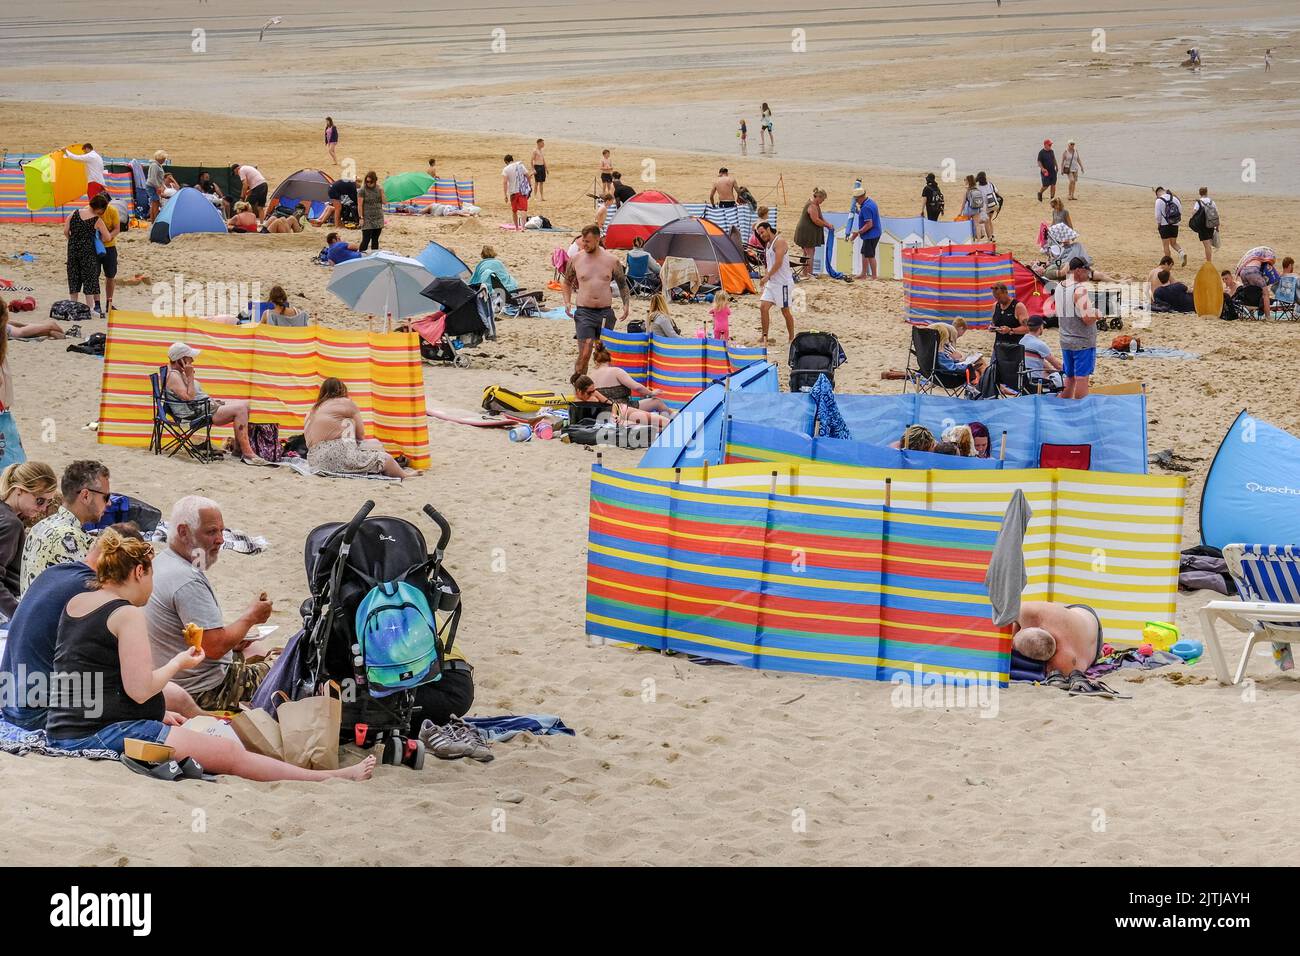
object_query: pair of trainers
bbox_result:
[418,715,493,762]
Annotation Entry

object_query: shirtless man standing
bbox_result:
[1012,601,1104,676]
[563,224,630,377]
[709,167,741,208]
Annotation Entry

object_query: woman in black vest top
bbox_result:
[48,530,375,782]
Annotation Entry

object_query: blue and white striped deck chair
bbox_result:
[1198,544,1300,684]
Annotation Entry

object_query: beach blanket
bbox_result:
[1100,347,1200,361]
[149,522,269,554]
[461,715,574,742]
[529,306,573,321]
[0,719,119,760]
[281,457,400,482]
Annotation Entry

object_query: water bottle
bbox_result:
[508,424,532,442]
[1128,338,1137,357]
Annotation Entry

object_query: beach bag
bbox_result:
[275,681,342,770]
[354,581,442,697]
[229,706,284,759]
[1111,334,1140,351]
[49,299,91,322]
[249,423,281,462]
[1188,205,1206,233]
[0,410,25,466]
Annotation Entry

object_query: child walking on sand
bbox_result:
[710,291,732,340]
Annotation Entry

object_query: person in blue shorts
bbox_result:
[1057,257,1101,399]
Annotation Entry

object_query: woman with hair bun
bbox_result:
[0,461,57,618]
[46,529,376,781]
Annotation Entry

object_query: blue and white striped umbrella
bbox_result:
[326,251,434,320]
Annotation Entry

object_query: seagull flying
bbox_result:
[259,17,283,41]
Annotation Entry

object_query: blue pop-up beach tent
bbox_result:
[416,240,470,279]
[149,187,226,244]
[1201,411,1300,549]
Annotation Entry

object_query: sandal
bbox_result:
[1065,670,1131,699]
[178,756,217,782]
[121,755,185,780]
[241,455,275,467]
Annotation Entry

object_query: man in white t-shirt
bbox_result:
[231,163,268,219]
[755,221,795,344]
[1154,187,1185,266]
[501,154,533,230]
[63,144,106,198]
[1021,315,1063,392]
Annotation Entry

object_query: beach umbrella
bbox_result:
[326,251,434,320]
[383,172,434,203]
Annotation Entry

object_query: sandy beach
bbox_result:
[2,0,1300,867]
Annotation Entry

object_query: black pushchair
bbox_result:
[412,277,497,367]
[788,330,847,391]
[296,500,461,767]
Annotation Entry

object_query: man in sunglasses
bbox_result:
[19,460,112,593]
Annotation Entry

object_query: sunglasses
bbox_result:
[26,491,54,509]
[85,487,112,502]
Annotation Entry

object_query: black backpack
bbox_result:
[1162,195,1182,225]
[67,332,106,355]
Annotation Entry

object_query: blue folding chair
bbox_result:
[1199,544,1300,684]
[149,366,217,461]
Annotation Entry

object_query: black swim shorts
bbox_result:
[574,306,616,341]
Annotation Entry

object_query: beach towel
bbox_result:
[810,375,851,440]
[1100,347,1200,360]
[0,719,120,760]
[281,457,400,482]
[985,489,1033,626]
[530,306,573,321]
[149,521,269,554]
[461,714,574,743]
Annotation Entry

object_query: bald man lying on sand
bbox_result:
[1012,601,1104,675]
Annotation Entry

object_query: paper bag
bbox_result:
[229,706,284,759]
[276,681,342,770]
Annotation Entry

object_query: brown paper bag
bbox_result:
[275,681,342,770]
[229,706,284,759]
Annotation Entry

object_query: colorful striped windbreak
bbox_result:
[97,310,430,469]
[642,460,1185,648]
[0,168,134,224]
[902,246,1014,328]
[586,465,1012,685]
[599,329,767,409]
[384,178,475,211]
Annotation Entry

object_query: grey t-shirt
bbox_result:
[145,546,227,693]
[1021,333,1052,375]
[1056,280,1098,352]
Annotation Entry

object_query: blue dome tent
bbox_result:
[149,187,226,244]
[1201,410,1300,549]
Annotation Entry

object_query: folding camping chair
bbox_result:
[624,253,660,297]
[476,275,545,317]
[149,366,217,461]
[903,326,971,398]
[992,341,1029,397]
[1273,275,1298,321]
[1038,443,1091,469]
[1199,544,1300,684]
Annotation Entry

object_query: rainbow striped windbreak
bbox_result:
[0,168,134,224]
[902,247,1014,328]
[600,329,767,409]
[384,178,475,211]
[640,461,1186,647]
[97,311,431,469]
[586,466,1012,684]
